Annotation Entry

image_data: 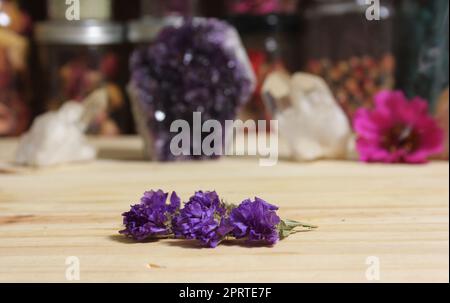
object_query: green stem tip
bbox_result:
[278,219,318,240]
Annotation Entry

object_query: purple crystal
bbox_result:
[130,18,255,161]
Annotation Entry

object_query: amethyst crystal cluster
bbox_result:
[130,18,255,161]
[120,190,316,248]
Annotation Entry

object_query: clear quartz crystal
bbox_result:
[15,89,108,167]
[263,71,353,161]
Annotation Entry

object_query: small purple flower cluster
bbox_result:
[119,190,180,241]
[120,190,316,248]
[171,191,232,248]
[230,198,281,245]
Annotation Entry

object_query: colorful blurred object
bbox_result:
[0,0,30,136]
[435,88,449,160]
[306,54,396,120]
[247,49,286,124]
[56,52,125,136]
[354,90,444,164]
[0,0,30,34]
[35,14,130,136]
[227,0,299,15]
[301,0,395,120]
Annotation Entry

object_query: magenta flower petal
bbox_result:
[354,110,384,141]
[353,90,444,164]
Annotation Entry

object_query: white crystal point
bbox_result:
[15,88,108,167]
[263,71,353,161]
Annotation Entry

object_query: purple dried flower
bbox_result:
[120,190,180,241]
[230,197,281,245]
[130,18,255,161]
[172,191,232,248]
[187,190,226,215]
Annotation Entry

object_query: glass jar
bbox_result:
[128,0,199,45]
[127,17,165,45]
[34,20,132,135]
[395,0,449,109]
[141,0,198,17]
[301,0,396,119]
[0,0,30,136]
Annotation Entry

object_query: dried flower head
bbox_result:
[230,197,281,245]
[120,190,180,241]
[120,189,317,248]
[172,191,232,248]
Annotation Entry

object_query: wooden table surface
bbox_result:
[0,137,448,283]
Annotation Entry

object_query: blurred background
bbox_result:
[0,0,448,146]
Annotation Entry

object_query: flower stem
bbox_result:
[278,219,318,240]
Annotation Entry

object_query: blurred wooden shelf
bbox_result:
[0,136,448,282]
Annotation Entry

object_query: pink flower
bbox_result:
[354,90,444,164]
[229,0,280,15]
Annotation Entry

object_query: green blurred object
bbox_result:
[395,0,449,110]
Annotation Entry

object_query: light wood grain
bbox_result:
[0,137,448,282]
